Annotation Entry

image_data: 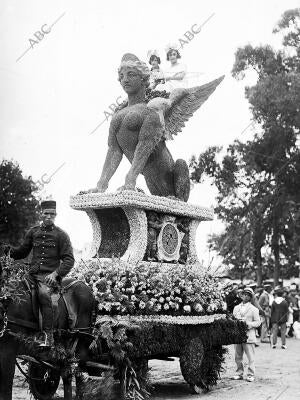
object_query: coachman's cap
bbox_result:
[41,200,56,210]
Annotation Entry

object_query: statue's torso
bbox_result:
[111,103,176,196]
[114,104,147,160]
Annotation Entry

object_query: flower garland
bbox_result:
[72,259,226,318]
[113,88,170,114]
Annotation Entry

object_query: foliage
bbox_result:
[0,255,27,303]
[190,8,300,284]
[91,316,150,400]
[72,259,226,316]
[0,160,40,246]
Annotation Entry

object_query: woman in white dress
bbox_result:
[156,44,187,92]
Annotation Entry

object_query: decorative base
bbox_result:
[70,191,214,264]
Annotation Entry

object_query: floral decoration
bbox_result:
[72,259,226,317]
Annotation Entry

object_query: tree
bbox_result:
[0,160,40,245]
[231,8,300,284]
[190,142,271,284]
[190,8,300,285]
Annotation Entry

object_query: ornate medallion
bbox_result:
[157,222,183,262]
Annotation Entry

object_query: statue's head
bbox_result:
[118,53,150,94]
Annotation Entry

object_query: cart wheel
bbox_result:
[189,384,203,394]
[28,362,60,400]
[180,343,226,392]
[179,337,207,391]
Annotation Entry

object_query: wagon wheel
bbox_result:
[179,337,208,393]
[28,362,60,400]
[180,341,226,394]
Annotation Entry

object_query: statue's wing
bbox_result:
[164,76,225,140]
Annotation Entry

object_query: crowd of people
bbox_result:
[226,282,300,344]
[225,282,300,382]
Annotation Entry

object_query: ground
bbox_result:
[12,338,300,400]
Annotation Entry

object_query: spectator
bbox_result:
[270,289,289,349]
[226,284,241,313]
[232,287,261,382]
[288,289,300,337]
[293,315,300,339]
[259,285,272,343]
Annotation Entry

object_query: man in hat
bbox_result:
[6,200,75,347]
[259,285,272,343]
[270,288,289,349]
[232,287,261,382]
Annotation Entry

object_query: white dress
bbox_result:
[156,62,187,92]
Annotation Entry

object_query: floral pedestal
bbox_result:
[70,190,213,265]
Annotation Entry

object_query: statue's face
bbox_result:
[119,67,143,94]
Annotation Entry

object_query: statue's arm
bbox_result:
[124,111,163,189]
[96,117,123,192]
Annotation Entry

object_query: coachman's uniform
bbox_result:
[10,223,74,333]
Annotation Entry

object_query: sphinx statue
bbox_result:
[90,53,224,202]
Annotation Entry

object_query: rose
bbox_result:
[207,303,217,312]
[139,301,146,309]
[147,301,154,309]
[154,303,162,312]
[159,296,165,303]
[175,297,182,303]
[103,303,112,311]
[194,303,203,313]
[183,305,191,313]
[163,303,170,310]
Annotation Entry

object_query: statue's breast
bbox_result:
[122,109,144,131]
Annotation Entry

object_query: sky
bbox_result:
[1,0,299,263]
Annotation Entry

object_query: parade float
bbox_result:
[69,191,247,397]
[0,52,247,400]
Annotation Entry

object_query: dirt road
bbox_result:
[12,338,300,400]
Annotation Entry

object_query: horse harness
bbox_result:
[3,278,87,334]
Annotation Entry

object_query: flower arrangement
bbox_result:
[72,259,226,317]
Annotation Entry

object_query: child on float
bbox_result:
[147,50,165,90]
[232,287,261,382]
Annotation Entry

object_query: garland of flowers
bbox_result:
[114,88,170,114]
[72,259,226,318]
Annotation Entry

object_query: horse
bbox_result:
[0,259,95,400]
